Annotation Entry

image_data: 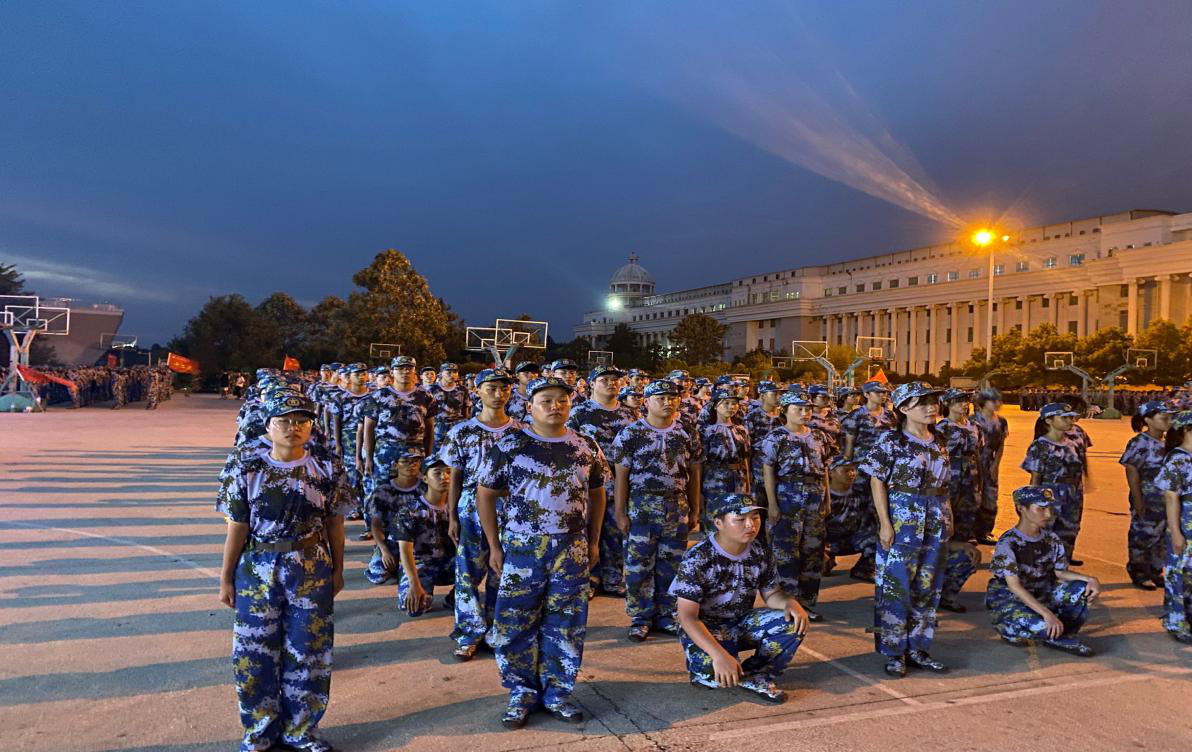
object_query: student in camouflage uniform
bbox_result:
[744,381,783,495]
[835,386,861,419]
[370,365,390,390]
[618,386,643,416]
[611,379,703,642]
[1154,412,1192,644]
[365,447,424,585]
[761,392,829,619]
[671,493,808,704]
[567,364,636,597]
[430,362,470,449]
[668,369,700,435]
[936,389,984,545]
[327,363,372,533]
[392,455,456,616]
[971,387,1008,544]
[550,359,583,405]
[1119,400,1171,589]
[985,486,1100,655]
[861,381,951,678]
[216,390,351,752]
[441,368,522,660]
[806,384,841,457]
[1021,403,1085,563]
[938,538,980,613]
[842,382,896,513]
[627,368,650,393]
[506,362,540,422]
[419,366,437,392]
[475,376,607,729]
[699,388,751,532]
[822,456,877,577]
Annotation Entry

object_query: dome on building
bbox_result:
[609,253,655,299]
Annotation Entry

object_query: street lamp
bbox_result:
[971,229,997,364]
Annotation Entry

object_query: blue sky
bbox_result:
[2,1,1190,345]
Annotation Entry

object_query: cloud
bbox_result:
[3,251,180,303]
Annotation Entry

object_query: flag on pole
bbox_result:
[17,365,78,393]
[283,355,301,372]
[166,352,200,374]
[871,367,889,384]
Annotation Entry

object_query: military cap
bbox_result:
[475,368,514,385]
[694,377,711,387]
[627,368,648,378]
[829,455,857,470]
[550,359,580,372]
[346,362,368,374]
[890,381,944,409]
[1012,485,1057,508]
[589,364,627,381]
[861,380,890,394]
[940,388,971,404]
[1137,400,1171,418]
[710,387,739,404]
[668,369,693,381]
[527,376,575,398]
[1039,402,1081,420]
[394,445,425,461]
[390,355,417,368]
[643,380,681,397]
[256,368,277,382]
[439,362,459,373]
[514,361,542,374]
[836,385,860,398]
[263,391,317,421]
[618,386,642,401]
[369,366,388,376]
[756,380,781,394]
[779,391,811,407]
[1172,411,1192,430]
[709,492,766,519]
[335,365,349,375]
[975,386,1003,403]
[806,384,830,397]
[419,365,436,374]
[319,364,332,372]
[420,454,449,474]
[714,375,735,387]
[328,362,343,371]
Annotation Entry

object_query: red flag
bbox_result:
[17,365,78,392]
[166,352,200,374]
[106,353,118,368]
[282,355,301,372]
[871,367,889,384]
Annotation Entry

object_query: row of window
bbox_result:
[631,302,726,322]
[823,255,1087,296]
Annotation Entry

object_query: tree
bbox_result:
[1075,326,1133,378]
[177,294,275,381]
[0,263,26,296]
[255,292,308,363]
[343,250,450,365]
[669,313,727,365]
[439,297,468,361]
[1133,319,1186,385]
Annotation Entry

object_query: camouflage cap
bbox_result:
[694,377,711,387]
[255,368,277,382]
[779,391,811,407]
[475,367,514,385]
[667,369,692,381]
[370,366,389,376]
[1137,400,1171,418]
[806,384,830,397]
[1012,485,1057,508]
[514,361,542,374]
[439,362,459,373]
[710,387,739,403]
[589,364,627,381]
[328,362,343,371]
[550,359,579,372]
[526,376,575,398]
[346,362,368,374]
[394,445,425,461]
[420,454,448,474]
[390,355,417,369]
[709,492,766,519]
[714,375,735,387]
[627,368,648,378]
[618,386,643,401]
[263,391,317,421]
[835,385,860,398]
[319,363,332,371]
[1172,410,1192,430]
[890,381,944,409]
[756,380,781,394]
[419,365,436,374]
[975,386,1003,403]
[643,379,681,397]
[829,455,857,470]
[1039,402,1081,420]
[861,380,890,394]
[940,388,972,404]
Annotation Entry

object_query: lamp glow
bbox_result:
[606,296,623,311]
[972,229,994,247]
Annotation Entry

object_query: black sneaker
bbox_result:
[627,625,649,642]
[975,535,997,545]
[1068,558,1084,566]
[545,699,585,723]
[1170,631,1192,645]
[805,609,822,622]
[1130,576,1157,591]
[907,650,948,672]
[653,622,680,636]
[356,530,373,541]
[883,656,907,678]
[1042,638,1094,657]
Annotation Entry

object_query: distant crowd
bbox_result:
[31,365,176,409]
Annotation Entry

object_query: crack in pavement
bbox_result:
[584,679,665,751]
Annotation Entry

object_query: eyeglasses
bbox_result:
[272,416,313,428]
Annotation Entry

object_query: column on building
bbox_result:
[887,307,899,370]
[1050,293,1060,328]
[996,297,1006,341]
[1019,296,1028,334]
[1160,275,1174,322]
[826,314,836,347]
[908,306,920,374]
[949,302,961,369]
[1127,278,1139,336]
[928,304,943,374]
[1077,291,1089,337]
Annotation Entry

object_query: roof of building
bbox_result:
[611,253,654,287]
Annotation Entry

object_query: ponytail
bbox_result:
[1130,414,1146,433]
[1166,426,1187,456]
[1033,416,1049,440]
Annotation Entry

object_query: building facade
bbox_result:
[575,209,1192,372]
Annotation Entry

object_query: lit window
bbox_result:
[968,269,980,279]
[1068,253,1085,266]
[993,264,1005,276]
[1015,261,1029,272]
[1044,257,1057,269]
[946,271,959,282]
[926,274,938,284]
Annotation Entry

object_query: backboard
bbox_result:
[495,318,548,350]
[856,336,895,362]
[369,343,401,361]
[1126,348,1158,371]
[0,295,70,335]
[587,350,614,367]
[465,327,498,352]
[771,356,795,369]
[100,333,138,349]
[1044,351,1074,370]
[790,340,829,361]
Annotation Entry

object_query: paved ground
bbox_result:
[2,395,1190,751]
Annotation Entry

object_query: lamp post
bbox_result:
[972,230,995,363]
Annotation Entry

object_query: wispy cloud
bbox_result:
[3,251,180,303]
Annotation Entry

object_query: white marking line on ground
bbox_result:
[711,668,1190,739]
[798,646,921,706]
[0,520,220,580]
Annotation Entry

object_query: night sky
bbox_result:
[3,1,1191,346]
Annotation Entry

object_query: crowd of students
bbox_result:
[212,358,1192,752]
[27,364,175,409]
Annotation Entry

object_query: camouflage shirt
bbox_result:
[989,526,1067,600]
[567,400,638,455]
[1021,437,1083,487]
[216,447,353,543]
[1066,424,1093,462]
[439,417,523,492]
[971,412,1009,460]
[1154,448,1192,537]
[359,387,437,448]
[368,481,423,540]
[936,418,983,461]
[842,406,897,465]
[699,422,750,467]
[759,426,829,479]
[859,429,951,490]
[394,494,455,566]
[476,428,608,536]
[807,412,842,457]
[744,406,783,454]
[669,533,779,628]
[506,389,530,423]
[1119,432,1166,488]
[430,383,471,425]
[609,419,704,497]
[326,389,370,450]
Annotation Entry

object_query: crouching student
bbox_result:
[364,447,424,585]
[670,493,809,704]
[391,455,456,616]
[985,486,1101,656]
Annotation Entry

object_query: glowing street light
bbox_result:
[606,296,623,311]
[970,228,997,362]
[972,229,994,246]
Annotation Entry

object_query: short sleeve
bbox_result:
[990,537,1019,580]
[1020,441,1042,474]
[759,431,779,468]
[755,546,779,596]
[1154,456,1186,496]
[668,548,708,602]
[476,442,509,491]
[858,432,891,481]
[687,428,704,464]
[440,426,463,470]
[1118,436,1143,469]
[607,427,631,468]
[325,457,355,517]
[1049,534,1068,571]
[588,443,608,489]
[216,459,249,523]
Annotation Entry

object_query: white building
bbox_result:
[575,209,1192,372]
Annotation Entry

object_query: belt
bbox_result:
[779,474,823,484]
[246,532,323,553]
[887,484,947,497]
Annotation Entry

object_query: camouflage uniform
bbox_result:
[744,405,782,496]
[1021,437,1084,560]
[609,418,703,632]
[807,412,842,458]
[861,429,951,659]
[430,382,471,449]
[364,481,422,584]
[971,411,1008,540]
[841,405,896,567]
[217,446,353,752]
[567,399,637,593]
[940,543,977,606]
[985,527,1089,646]
[360,386,437,522]
[476,427,607,714]
[699,421,751,531]
[326,388,370,513]
[439,417,522,650]
[392,494,456,615]
[1153,447,1192,640]
[760,426,829,608]
[1119,432,1167,583]
[669,533,803,685]
[506,388,530,423]
[825,485,877,562]
[936,418,983,542]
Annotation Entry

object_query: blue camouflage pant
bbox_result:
[1163,505,1192,639]
[769,480,827,608]
[679,608,804,683]
[490,531,590,706]
[233,547,334,752]
[975,451,999,539]
[398,555,455,617]
[940,547,977,604]
[452,492,500,648]
[874,492,948,658]
[986,578,1089,641]
[1045,483,1083,561]
[365,537,398,584]
[592,478,626,591]
[625,498,689,630]
[1127,487,1167,582]
[949,459,980,542]
[825,493,877,575]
